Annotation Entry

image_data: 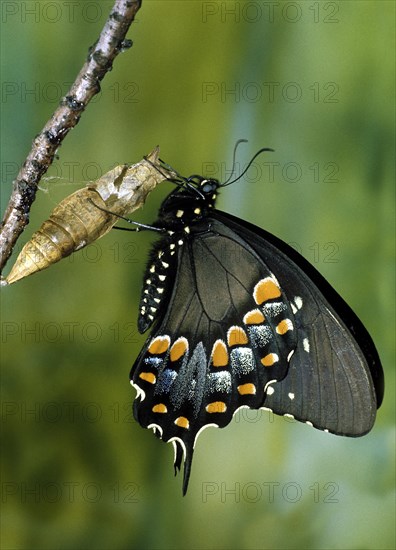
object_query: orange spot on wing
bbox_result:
[212,340,229,367]
[170,337,188,361]
[276,319,293,335]
[152,403,167,413]
[148,335,170,355]
[206,401,227,413]
[244,309,265,325]
[237,383,256,395]
[254,278,281,305]
[139,372,156,384]
[227,326,248,346]
[174,416,189,429]
[261,353,279,367]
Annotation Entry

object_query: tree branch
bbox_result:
[0,0,142,274]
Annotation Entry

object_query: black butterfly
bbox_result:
[129,144,384,495]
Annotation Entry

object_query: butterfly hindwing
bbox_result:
[131,219,300,493]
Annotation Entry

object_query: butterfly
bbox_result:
[129,143,384,495]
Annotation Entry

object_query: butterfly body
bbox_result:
[130,169,384,494]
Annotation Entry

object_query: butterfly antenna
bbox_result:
[145,155,195,195]
[144,155,181,181]
[220,146,274,187]
[222,139,249,185]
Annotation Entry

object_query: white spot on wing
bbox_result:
[130,380,146,402]
[168,437,187,465]
[247,324,272,347]
[264,379,277,393]
[147,423,163,437]
[230,347,255,375]
[303,338,310,353]
[268,272,282,289]
[263,302,287,317]
[171,441,178,464]
[294,296,303,310]
[207,371,232,393]
[288,392,295,400]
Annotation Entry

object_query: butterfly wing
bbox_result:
[131,213,384,493]
[215,211,384,434]
[131,220,301,493]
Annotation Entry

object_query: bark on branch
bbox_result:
[0,0,142,274]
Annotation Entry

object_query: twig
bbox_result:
[0,0,142,274]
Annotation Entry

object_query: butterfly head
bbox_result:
[186,174,221,204]
[156,144,274,227]
[158,174,221,226]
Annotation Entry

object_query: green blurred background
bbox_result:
[1,1,395,548]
